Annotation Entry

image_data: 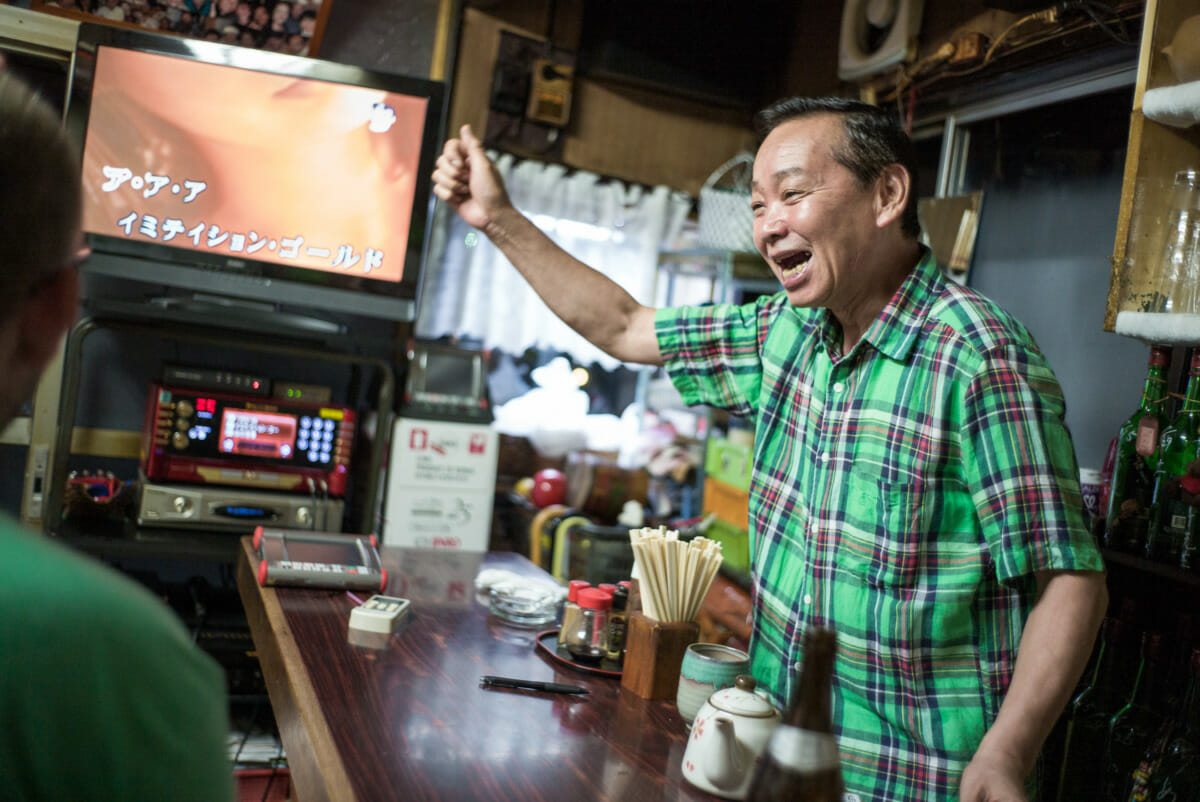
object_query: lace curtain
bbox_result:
[416,153,692,371]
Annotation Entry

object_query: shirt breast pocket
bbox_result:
[841,469,931,589]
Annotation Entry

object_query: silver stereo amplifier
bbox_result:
[138,480,344,531]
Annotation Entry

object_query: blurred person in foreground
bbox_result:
[0,72,233,801]
[431,97,1107,801]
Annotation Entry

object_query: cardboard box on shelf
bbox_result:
[383,486,495,552]
[702,476,749,530]
[383,418,499,551]
[704,436,752,491]
[388,419,499,492]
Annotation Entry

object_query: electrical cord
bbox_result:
[188,579,207,645]
[983,8,1061,67]
[259,752,282,802]
[883,4,1143,103]
[892,40,956,100]
[1069,0,1138,45]
[305,476,316,530]
[231,695,262,766]
[317,479,329,530]
[256,728,286,802]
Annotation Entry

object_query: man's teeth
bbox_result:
[780,254,811,276]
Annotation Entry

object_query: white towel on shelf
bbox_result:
[1143,81,1200,128]
[1115,311,1200,344]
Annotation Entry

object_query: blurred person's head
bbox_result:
[0,74,83,427]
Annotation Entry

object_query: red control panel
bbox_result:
[141,384,356,496]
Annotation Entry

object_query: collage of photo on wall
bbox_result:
[33,0,324,56]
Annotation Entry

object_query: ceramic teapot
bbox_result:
[681,674,781,800]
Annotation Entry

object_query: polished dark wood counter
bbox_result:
[235,537,720,802]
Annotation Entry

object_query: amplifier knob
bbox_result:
[175,417,190,432]
[296,507,312,526]
[172,496,193,514]
[176,400,194,418]
[171,431,188,449]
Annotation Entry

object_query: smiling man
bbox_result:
[432,96,1106,801]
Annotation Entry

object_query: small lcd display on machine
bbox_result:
[219,409,299,459]
[424,351,476,395]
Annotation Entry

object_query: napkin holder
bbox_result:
[620,611,699,699]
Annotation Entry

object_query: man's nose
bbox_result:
[757,205,786,240]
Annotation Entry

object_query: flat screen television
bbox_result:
[64,22,446,326]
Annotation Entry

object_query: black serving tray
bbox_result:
[535,629,623,677]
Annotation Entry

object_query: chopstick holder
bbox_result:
[620,611,699,699]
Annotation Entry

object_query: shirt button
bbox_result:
[832,381,845,393]
[803,594,813,605]
[820,452,830,463]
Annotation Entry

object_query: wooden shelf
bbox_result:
[1102,546,1200,589]
[1105,0,1200,330]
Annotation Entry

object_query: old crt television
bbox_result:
[401,340,491,422]
[64,22,446,323]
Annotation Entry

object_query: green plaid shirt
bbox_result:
[656,250,1103,801]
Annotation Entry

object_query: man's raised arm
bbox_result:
[432,125,663,366]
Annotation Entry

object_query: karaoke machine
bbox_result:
[137,479,344,531]
[141,384,356,497]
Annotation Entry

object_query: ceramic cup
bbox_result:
[676,642,751,726]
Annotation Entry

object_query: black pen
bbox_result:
[480,675,588,695]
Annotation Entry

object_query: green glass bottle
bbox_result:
[1144,648,1200,801]
[1056,618,1133,800]
[1105,345,1172,554]
[1125,716,1176,801]
[1105,632,1167,801]
[1147,349,1200,567]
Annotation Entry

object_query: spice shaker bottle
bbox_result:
[564,588,611,663]
[558,580,591,649]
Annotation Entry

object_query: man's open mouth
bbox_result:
[778,251,812,279]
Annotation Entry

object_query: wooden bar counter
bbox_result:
[235,536,721,802]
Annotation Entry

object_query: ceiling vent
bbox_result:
[838,0,925,82]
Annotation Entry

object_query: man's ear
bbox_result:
[14,267,79,370]
[874,163,912,230]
